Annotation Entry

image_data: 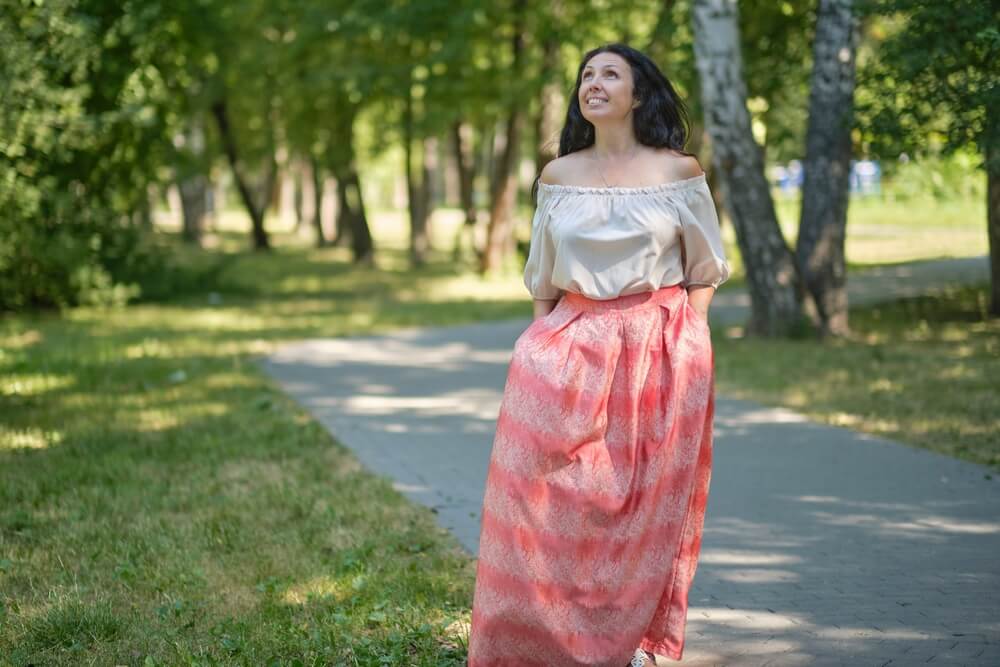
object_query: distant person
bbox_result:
[467,43,730,666]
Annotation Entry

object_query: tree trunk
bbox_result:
[451,121,479,262]
[175,121,208,244]
[403,77,430,267]
[310,156,326,247]
[477,121,495,202]
[795,0,859,337]
[332,170,350,249]
[988,139,1000,316]
[133,188,153,231]
[178,175,208,245]
[211,99,272,251]
[292,160,304,234]
[452,121,477,227]
[481,0,527,273]
[326,111,374,264]
[341,167,374,265]
[414,135,436,262]
[691,0,802,336]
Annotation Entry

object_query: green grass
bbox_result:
[713,284,1000,469]
[774,193,988,265]
[0,198,995,663]
[1,241,499,665]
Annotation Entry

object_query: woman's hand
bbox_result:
[686,285,714,321]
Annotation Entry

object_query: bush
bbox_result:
[0,0,176,313]
[0,203,175,312]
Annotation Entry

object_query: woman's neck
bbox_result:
[591,124,640,159]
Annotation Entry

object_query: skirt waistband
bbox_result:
[561,284,686,313]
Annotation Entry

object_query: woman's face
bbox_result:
[578,52,637,124]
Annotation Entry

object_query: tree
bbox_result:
[796,0,861,337]
[481,0,529,274]
[856,0,1000,314]
[691,0,804,336]
[0,0,178,309]
[279,0,378,263]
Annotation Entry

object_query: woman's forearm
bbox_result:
[532,297,559,319]
[686,285,715,318]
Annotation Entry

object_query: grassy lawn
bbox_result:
[714,284,999,469]
[1,243,506,665]
[773,193,988,266]
[1,197,995,663]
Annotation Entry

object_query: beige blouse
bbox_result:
[523,173,731,301]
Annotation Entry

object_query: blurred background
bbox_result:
[1,0,995,316]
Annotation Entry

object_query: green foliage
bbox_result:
[884,150,987,201]
[855,0,1000,169]
[740,0,817,161]
[3,0,991,314]
[591,0,817,162]
[0,0,178,311]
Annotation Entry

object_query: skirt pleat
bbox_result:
[468,284,716,666]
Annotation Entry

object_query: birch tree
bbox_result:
[796,0,860,336]
[692,0,803,336]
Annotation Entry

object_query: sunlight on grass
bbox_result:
[1,428,64,451]
[0,328,43,350]
[133,402,230,432]
[280,575,351,606]
[2,373,74,396]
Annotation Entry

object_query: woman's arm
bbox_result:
[687,285,715,319]
[532,297,559,320]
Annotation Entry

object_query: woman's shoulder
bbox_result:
[538,153,589,187]
[535,147,707,198]
[650,147,705,182]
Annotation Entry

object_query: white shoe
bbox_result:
[630,648,652,666]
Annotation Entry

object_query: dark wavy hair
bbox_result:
[532,43,696,201]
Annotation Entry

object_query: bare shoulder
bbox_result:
[539,153,587,186]
[653,148,705,181]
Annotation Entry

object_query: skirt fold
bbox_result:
[469,285,716,666]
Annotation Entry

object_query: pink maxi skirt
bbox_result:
[468,284,716,666]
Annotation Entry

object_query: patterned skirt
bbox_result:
[468,284,716,666]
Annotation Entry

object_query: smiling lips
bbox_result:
[586,96,608,106]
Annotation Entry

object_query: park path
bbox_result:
[260,256,998,666]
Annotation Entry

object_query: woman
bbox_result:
[468,43,730,666]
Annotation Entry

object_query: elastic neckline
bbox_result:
[537,172,706,195]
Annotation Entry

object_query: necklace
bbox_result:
[592,145,641,188]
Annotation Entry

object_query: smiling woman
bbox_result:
[468,43,730,667]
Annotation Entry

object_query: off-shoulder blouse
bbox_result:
[523,172,731,301]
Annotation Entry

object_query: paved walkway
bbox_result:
[260,257,998,665]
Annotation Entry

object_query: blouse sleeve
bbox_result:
[678,184,731,289]
[522,185,563,300]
